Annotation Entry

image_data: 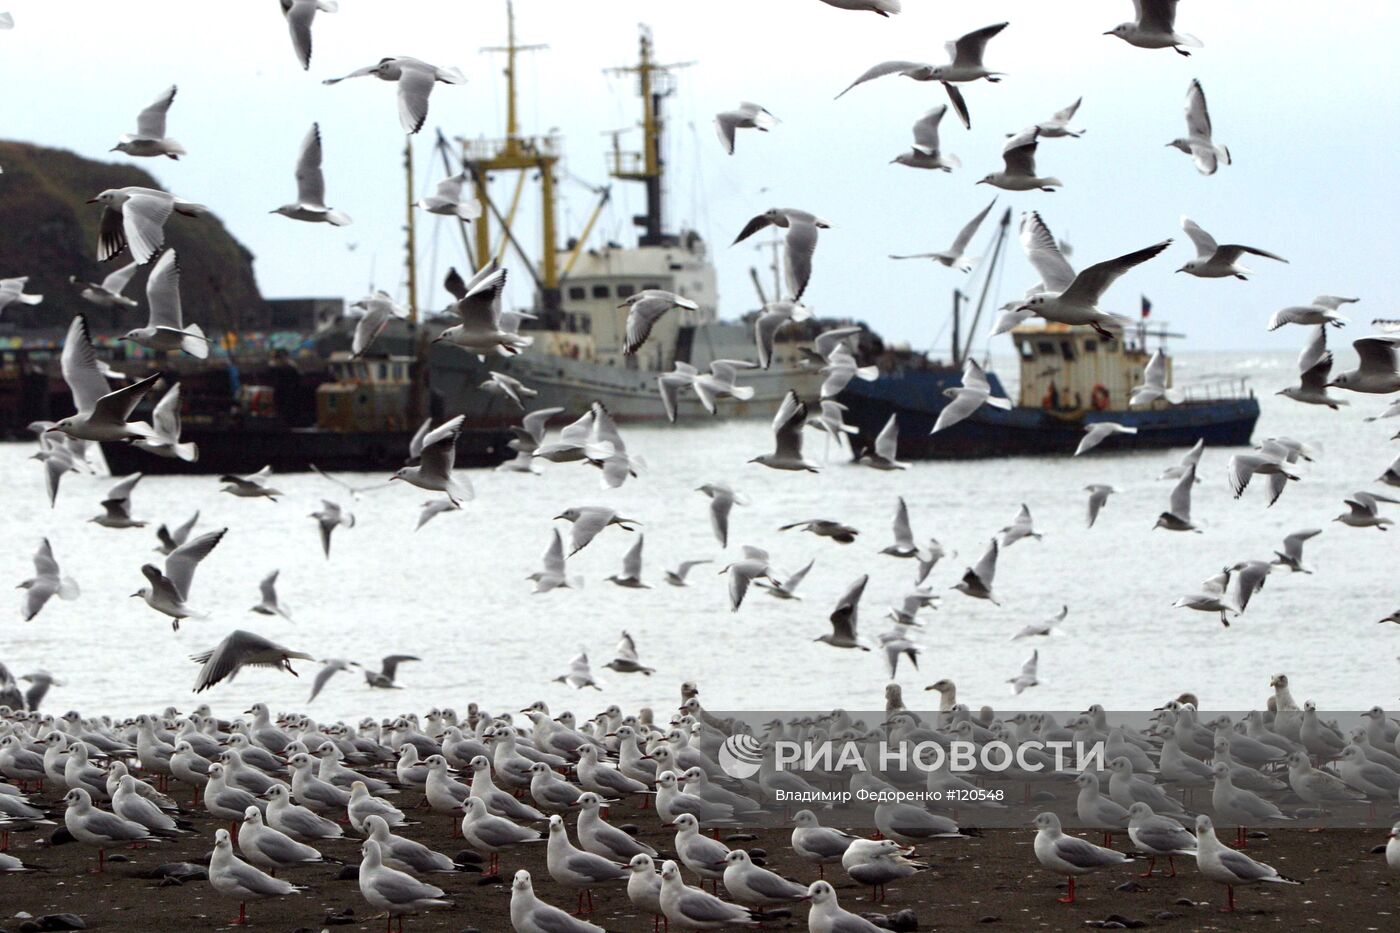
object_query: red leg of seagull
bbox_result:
[817,863,824,879]
[1220,884,1235,913]
[397,915,405,933]
[1058,876,1076,904]
[90,848,106,875]
[230,902,248,926]
[1235,826,1247,849]
[1,830,9,852]
[1168,855,1177,878]
[576,889,586,915]
[1101,831,1113,848]
[1140,856,1156,878]
[588,888,595,913]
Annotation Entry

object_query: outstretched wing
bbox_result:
[294,123,328,207]
[136,85,177,139]
[1060,240,1172,306]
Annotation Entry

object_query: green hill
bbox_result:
[0,140,268,334]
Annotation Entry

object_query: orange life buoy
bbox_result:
[1090,384,1110,411]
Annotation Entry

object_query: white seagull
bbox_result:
[714,102,778,155]
[1177,217,1286,279]
[120,249,210,358]
[1167,79,1229,173]
[323,57,467,134]
[890,197,996,271]
[89,186,207,265]
[1106,0,1203,56]
[111,85,185,160]
[272,123,352,226]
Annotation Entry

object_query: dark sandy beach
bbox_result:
[1,787,1394,933]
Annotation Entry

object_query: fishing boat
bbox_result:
[839,211,1259,459]
[426,9,823,426]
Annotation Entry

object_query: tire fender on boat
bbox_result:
[1090,384,1110,410]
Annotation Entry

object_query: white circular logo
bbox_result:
[718,734,764,779]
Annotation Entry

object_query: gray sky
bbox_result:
[4,1,1398,351]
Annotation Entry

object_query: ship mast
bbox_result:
[403,137,418,326]
[605,26,692,247]
[464,0,560,307]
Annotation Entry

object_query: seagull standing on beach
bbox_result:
[273,123,352,226]
[1194,815,1300,912]
[323,57,466,134]
[111,85,185,159]
[1032,811,1132,903]
[359,839,450,927]
[210,826,303,925]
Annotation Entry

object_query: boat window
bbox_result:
[1036,341,1054,356]
[377,363,388,380]
[642,282,661,290]
[580,317,591,334]
[1084,339,1098,353]
[1017,341,1034,360]
[567,286,586,300]
[617,284,636,299]
[591,284,610,299]
[1059,341,1075,361]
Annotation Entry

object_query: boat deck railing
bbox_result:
[1179,376,1253,403]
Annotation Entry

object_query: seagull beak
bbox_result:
[1102,29,1115,35]
[85,197,100,204]
[129,591,141,598]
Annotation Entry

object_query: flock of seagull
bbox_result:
[2,678,1399,930]
[3,0,1400,929]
